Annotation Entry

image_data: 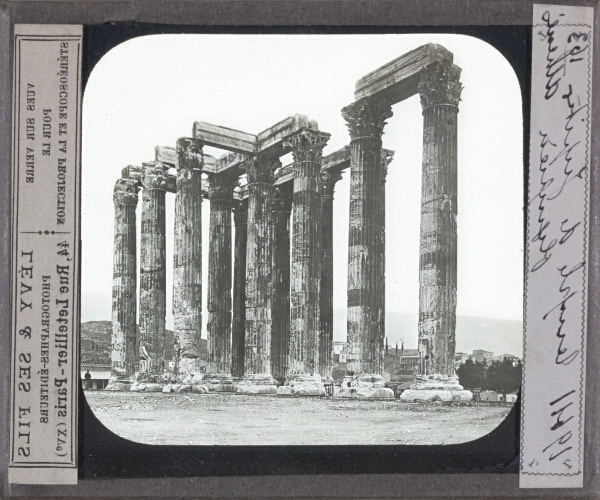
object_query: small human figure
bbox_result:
[84,371,91,390]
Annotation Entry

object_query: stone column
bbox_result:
[271,187,292,384]
[401,61,471,402]
[206,174,235,388]
[135,162,168,390]
[319,170,343,381]
[107,177,140,391]
[282,129,329,396]
[379,153,393,375]
[340,97,394,398]
[231,199,248,378]
[237,154,279,393]
[172,138,204,383]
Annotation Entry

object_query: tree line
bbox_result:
[456,358,521,396]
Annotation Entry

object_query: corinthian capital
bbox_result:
[320,169,343,197]
[242,153,280,185]
[176,137,204,174]
[207,174,235,202]
[284,130,329,163]
[341,97,393,140]
[418,61,463,110]
[113,178,140,206]
[140,162,169,191]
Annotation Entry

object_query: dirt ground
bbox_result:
[85,391,513,446]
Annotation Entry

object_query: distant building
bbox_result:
[80,363,110,390]
[333,341,347,362]
[454,351,471,369]
[472,349,495,365]
[494,353,520,366]
[397,349,419,377]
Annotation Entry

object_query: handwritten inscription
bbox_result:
[521,5,592,488]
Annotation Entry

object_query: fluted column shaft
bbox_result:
[271,188,292,382]
[285,130,329,381]
[243,155,278,380]
[232,200,248,378]
[108,178,139,388]
[138,163,168,381]
[207,175,234,377]
[342,99,392,376]
[319,170,342,380]
[173,138,203,378]
[417,62,462,378]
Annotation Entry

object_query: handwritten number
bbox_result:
[567,32,588,43]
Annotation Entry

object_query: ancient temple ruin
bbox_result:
[106,43,472,402]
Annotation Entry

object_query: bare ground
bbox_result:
[85,391,513,446]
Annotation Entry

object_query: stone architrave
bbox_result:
[172,138,204,384]
[237,154,280,393]
[401,61,471,403]
[271,187,292,384]
[339,97,394,398]
[206,174,235,389]
[319,169,343,381]
[231,199,248,378]
[134,162,169,390]
[107,178,140,391]
[280,129,329,396]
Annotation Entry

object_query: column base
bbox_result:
[278,374,325,396]
[234,374,278,394]
[335,374,395,399]
[131,372,169,392]
[104,374,135,391]
[399,375,473,402]
[204,374,237,393]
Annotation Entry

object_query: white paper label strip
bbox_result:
[520,4,593,489]
[9,24,82,485]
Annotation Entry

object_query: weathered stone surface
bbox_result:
[278,374,326,396]
[319,170,343,380]
[336,374,394,398]
[241,154,279,384]
[271,187,292,383]
[417,61,462,381]
[207,174,235,377]
[285,130,329,390]
[137,162,169,383]
[232,200,248,377]
[173,138,204,379]
[107,178,139,390]
[399,389,472,402]
[355,43,454,104]
[342,98,392,377]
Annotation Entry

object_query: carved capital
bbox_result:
[320,169,343,197]
[140,162,169,191]
[207,174,235,202]
[341,98,393,140]
[284,130,329,164]
[272,187,293,213]
[380,151,394,182]
[113,178,140,206]
[242,153,280,185]
[233,199,248,226]
[176,137,204,175]
[418,61,463,110]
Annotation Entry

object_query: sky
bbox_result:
[81,33,524,345]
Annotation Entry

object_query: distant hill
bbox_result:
[334,310,523,358]
[80,321,194,365]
